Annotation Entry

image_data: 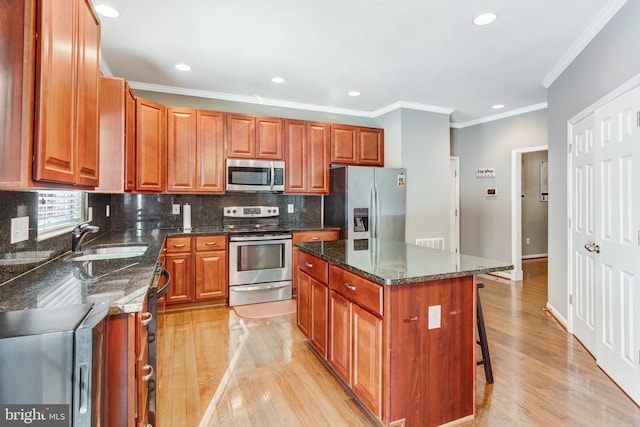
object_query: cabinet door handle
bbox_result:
[173,243,186,248]
[205,241,217,246]
[344,283,356,291]
[142,364,154,382]
[311,236,320,240]
[140,311,153,326]
[305,262,313,268]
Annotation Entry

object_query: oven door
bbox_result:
[229,234,292,286]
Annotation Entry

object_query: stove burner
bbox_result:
[222,205,289,235]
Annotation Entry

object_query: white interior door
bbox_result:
[593,87,640,403]
[570,114,597,354]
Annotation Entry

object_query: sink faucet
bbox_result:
[71,224,100,253]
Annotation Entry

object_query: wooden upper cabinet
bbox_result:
[330,125,357,165]
[96,76,125,192]
[330,124,384,167]
[196,110,225,193]
[285,120,329,194]
[0,0,32,188]
[166,108,225,193]
[227,113,283,159]
[136,98,166,192]
[124,84,136,191]
[256,116,283,159]
[166,107,197,192]
[34,0,100,186]
[226,113,255,158]
[358,127,384,166]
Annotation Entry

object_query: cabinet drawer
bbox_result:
[166,236,191,253]
[329,265,383,317]
[293,230,339,243]
[298,251,328,284]
[195,235,227,251]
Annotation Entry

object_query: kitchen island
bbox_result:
[295,238,512,427]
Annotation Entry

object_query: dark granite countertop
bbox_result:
[295,238,513,285]
[0,224,336,315]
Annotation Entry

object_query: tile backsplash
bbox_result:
[1,190,322,285]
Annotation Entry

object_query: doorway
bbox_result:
[510,145,548,281]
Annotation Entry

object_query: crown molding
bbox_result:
[450,102,548,129]
[542,0,628,88]
[128,81,454,119]
[371,101,454,117]
[100,55,114,77]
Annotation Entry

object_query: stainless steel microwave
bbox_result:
[226,159,285,192]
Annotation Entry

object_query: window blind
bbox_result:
[37,190,84,240]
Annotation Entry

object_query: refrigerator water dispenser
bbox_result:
[354,208,369,232]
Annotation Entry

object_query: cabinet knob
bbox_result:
[142,364,154,382]
[205,241,217,246]
[305,262,313,268]
[140,311,153,326]
[311,236,320,240]
[344,283,356,291]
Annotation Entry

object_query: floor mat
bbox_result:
[232,299,296,319]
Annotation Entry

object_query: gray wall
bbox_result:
[547,0,640,319]
[521,151,548,257]
[451,109,548,263]
[376,108,451,246]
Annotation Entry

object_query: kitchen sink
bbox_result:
[67,244,148,262]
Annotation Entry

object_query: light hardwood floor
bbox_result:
[157,260,640,426]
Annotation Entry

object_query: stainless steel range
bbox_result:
[224,206,292,306]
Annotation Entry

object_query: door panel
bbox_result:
[571,114,597,353]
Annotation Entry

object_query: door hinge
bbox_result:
[636,111,640,127]
[568,143,573,153]
[569,294,573,305]
[455,209,458,217]
[637,230,640,245]
[568,218,572,229]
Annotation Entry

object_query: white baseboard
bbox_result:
[545,302,568,329]
[522,253,548,260]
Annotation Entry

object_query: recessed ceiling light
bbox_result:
[95,5,119,18]
[175,63,191,72]
[473,12,497,26]
[492,104,505,109]
[348,91,360,97]
[271,76,285,84]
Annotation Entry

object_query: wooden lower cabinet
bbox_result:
[164,235,228,307]
[108,296,152,427]
[292,230,339,292]
[299,254,476,427]
[296,251,330,357]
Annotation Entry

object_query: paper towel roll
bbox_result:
[183,203,192,230]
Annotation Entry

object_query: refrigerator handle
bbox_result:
[370,182,376,238]
[375,181,380,237]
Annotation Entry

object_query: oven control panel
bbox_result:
[224,206,279,217]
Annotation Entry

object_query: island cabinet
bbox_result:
[226,113,283,160]
[33,0,101,186]
[164,235,228,307]
[292,230,339,292]
[284,120,331,194]
[329,265,383,418]
[136,98,166,192]
[166,108,225,193]
[296,251,329,356]
[108,294,154,427]
[296,247,478,426]
[330,124,384,167]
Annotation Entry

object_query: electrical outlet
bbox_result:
[172,203,181,215]
[287,204,294,213]
[10,216,29,244]
[428,305,441,330]
[525,237,530,245]
[88,207,93,222]
[106,204,110,217]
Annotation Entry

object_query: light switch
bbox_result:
[287,204,294,213]
[428,305,441,330]
[172,203,181,215]
[11,216,29,244]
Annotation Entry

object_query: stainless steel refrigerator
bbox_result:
[324,165,406,241]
